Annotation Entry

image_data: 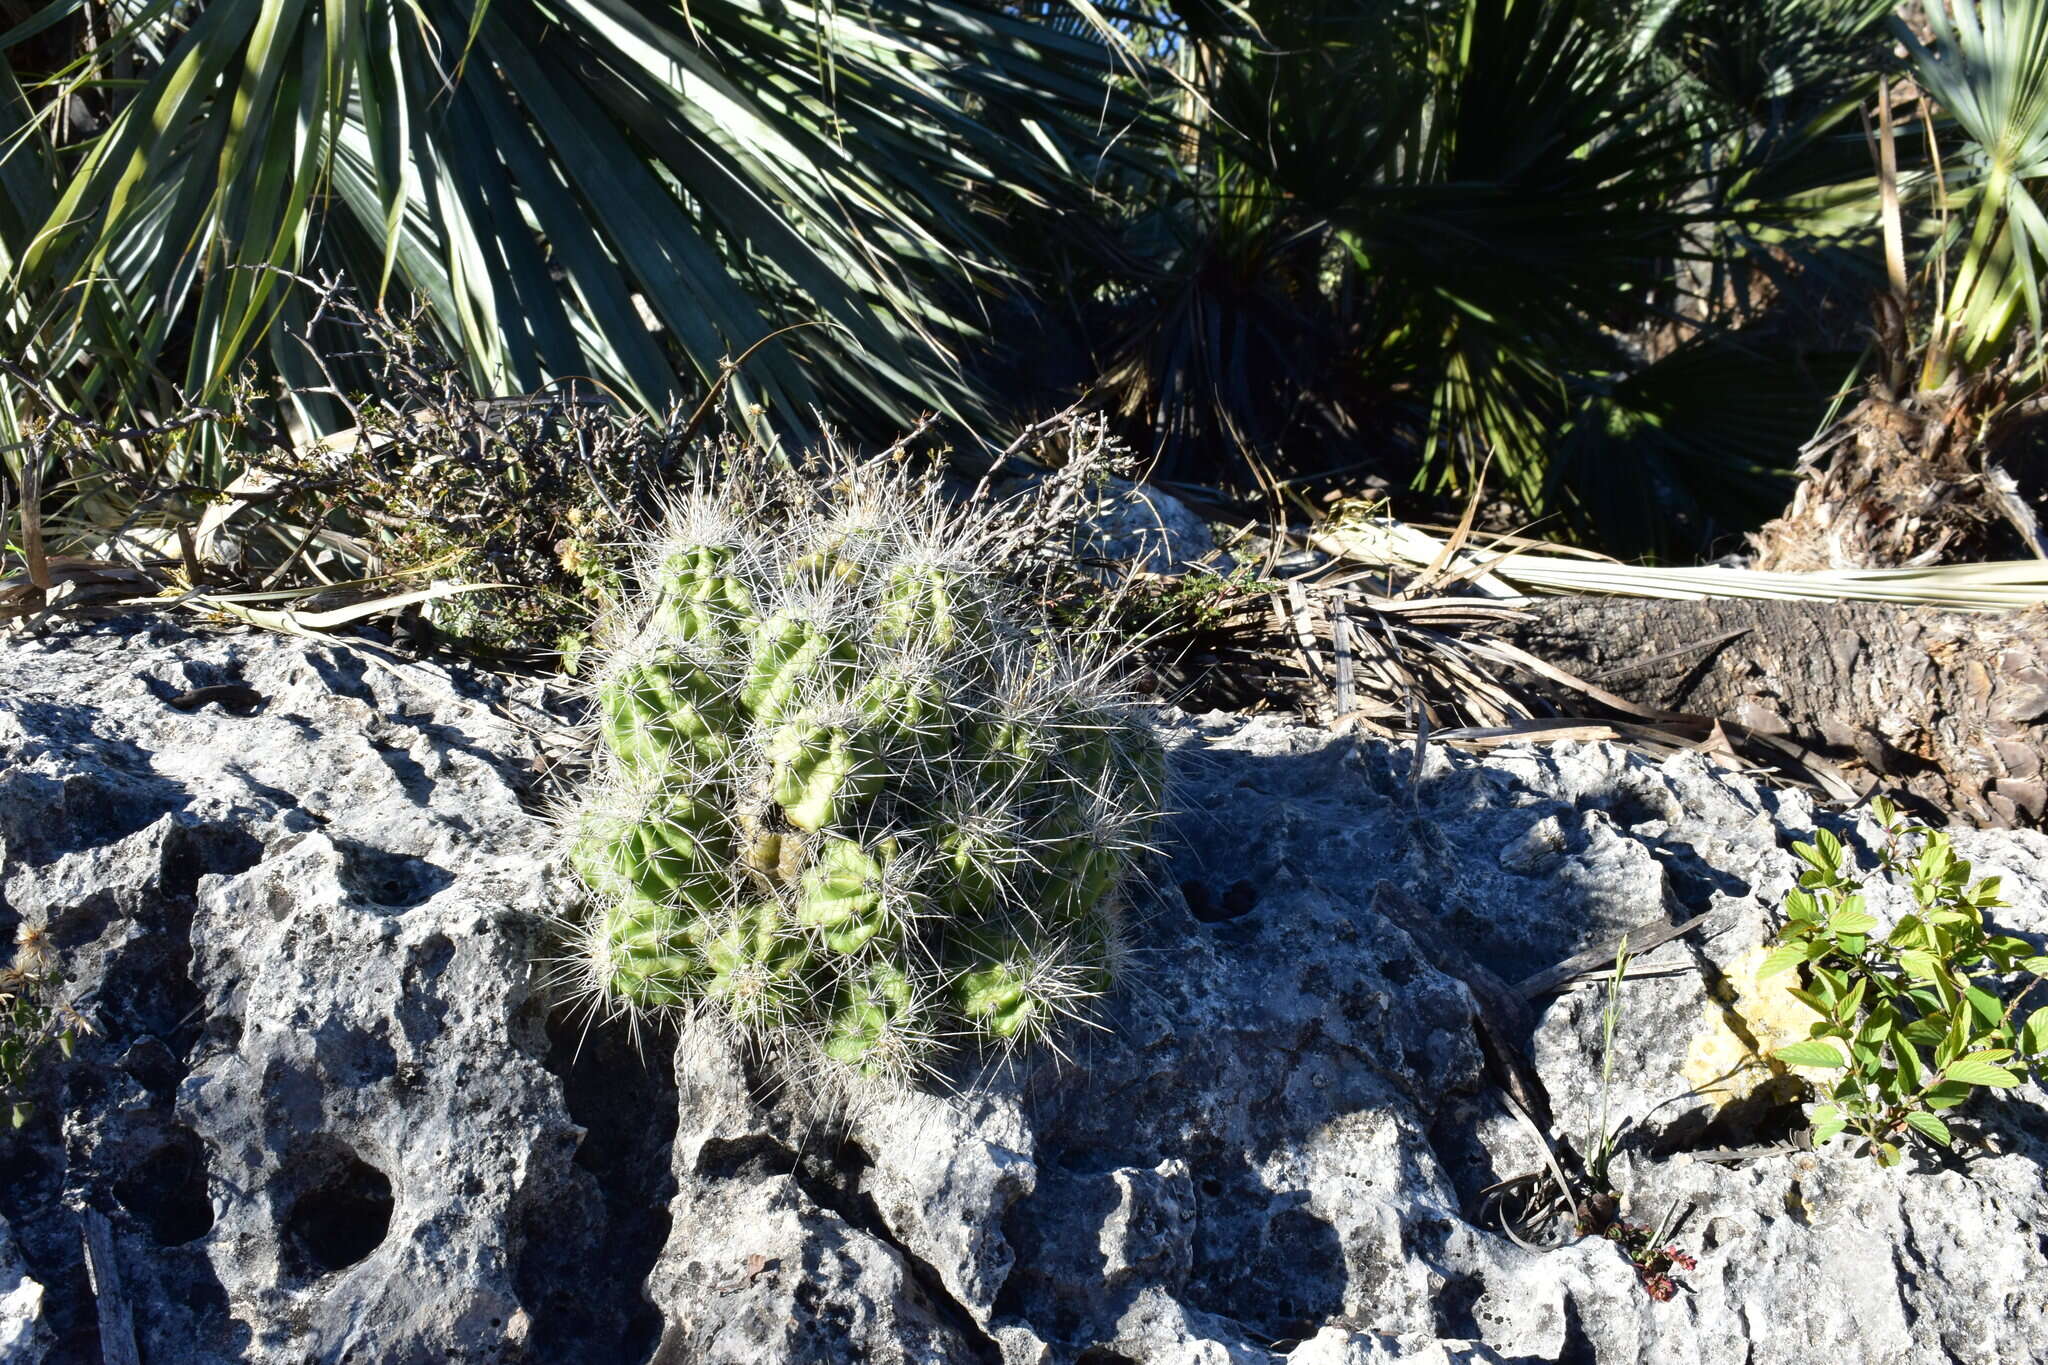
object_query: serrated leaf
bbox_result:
[1894,1037,1925,1090]
[1776,1040,1848,1068]
[1924,1082,1973,1110]
[1902,1017,1946,1046]
[1943,1057,2019,1088]
[1896,949,1945,983]
[1964,986,2004,1028]
[1787,986,1832,1015]
[2023,957,2048,978]
[1757,942,1809,980]
[1829,896,1875,935]
[2022,1007,2048,1057]
[1903,1111,1952,1147]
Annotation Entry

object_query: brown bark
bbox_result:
[1750,374,2048,570]
[1509,597,2048,829]
[1750,384,2012,570]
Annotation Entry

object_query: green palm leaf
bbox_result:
[1903,0,2048,384]
[3,0,1142,438]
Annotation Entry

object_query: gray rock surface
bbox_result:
[1073,479,1225,579]
[0,1216,52,1362]
[1,619,2045,1364]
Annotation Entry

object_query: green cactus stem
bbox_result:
[558,449,1161,1080]
[768,717,883,832]
[823,963,921,1072]
[702,900,815,1028]
[741,612,858,724]
[597,895,704,1010]
[654,544,755,645]
[796,837,899,954]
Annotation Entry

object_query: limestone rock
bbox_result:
[1075,479,1225,579]
[0,1216,53,1363]
[2,619,2046,1364]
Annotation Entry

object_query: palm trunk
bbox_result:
[1509,595,2048,829]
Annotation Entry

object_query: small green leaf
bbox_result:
[1943,1058,2020,1088]
[1936,1013,1968,1069]
[1776,1040,1848,1068]
[1787,986,1832,1014]
[1875,1141,1903,1167]
[2022,957,2048,978]
[1757,942,1809,980]
[1894,1038,1925,1090]
[2021,1007,2048,1057]
[1906,988,1947,1019]
[1811,1105,1847,1145]
[1964,987,2004,1028]
[1903,1111,1952,1147]
[1896,950,1945,983]
[1829,898,1876,935]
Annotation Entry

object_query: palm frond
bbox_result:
[4,0,1146,440]
[1315,512,2048,611]
[1904,0,2048,385]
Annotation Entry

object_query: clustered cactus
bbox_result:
[556,451,1163,1081]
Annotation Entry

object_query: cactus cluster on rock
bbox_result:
[556,453,1162,1080]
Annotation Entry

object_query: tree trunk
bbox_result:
[1509,597,2048,829]
[1750,378,2046,569]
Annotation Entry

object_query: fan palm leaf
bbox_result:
[2,0,1144,435]
[1904,0,2048,386]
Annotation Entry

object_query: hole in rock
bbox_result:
[0,1143,52,1222]
[282,1148,393,1278]
[333,840,453,910]
[113,1130,214,1246]
[1182,879,1258,923]
[1639,1082,1807,1160]
[516,1008,677,1362]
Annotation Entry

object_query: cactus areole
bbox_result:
[560,458,1163,1079]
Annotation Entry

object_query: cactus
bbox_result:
[555,451,1162,1082]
